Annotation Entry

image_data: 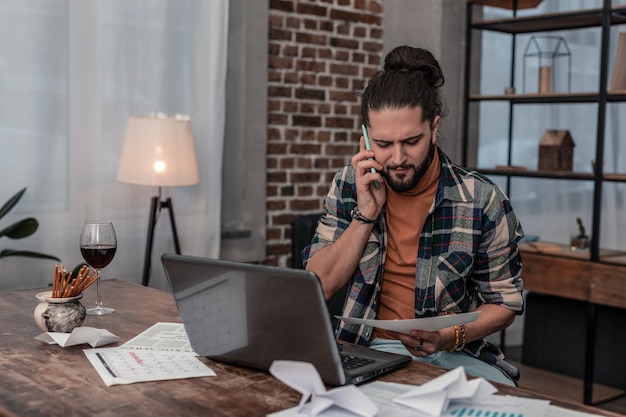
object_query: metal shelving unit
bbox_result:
[463,0,626,265]
[462,0,626,405]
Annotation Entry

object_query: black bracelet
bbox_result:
[350,207,376,224]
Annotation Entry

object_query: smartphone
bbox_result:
[361,124,381,189]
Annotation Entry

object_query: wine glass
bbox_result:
[80,221,117,315]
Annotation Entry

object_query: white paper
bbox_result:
[119,322,196,354]
[83,347,216,386]
[546,405,607,417]
[393,366,497,415]
[34,327,120,347]
[269,360,378,417]
[445,394,550,417]
[335,312,480,334]
[269,377,552,417]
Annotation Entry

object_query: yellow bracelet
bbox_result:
[458,324,466,350]
[448,325,460,352]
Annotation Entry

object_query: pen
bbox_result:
[361,124,381,189]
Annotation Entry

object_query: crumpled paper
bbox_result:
[393,366,497,416]
[269,360,378,417]
[35,326,120,347]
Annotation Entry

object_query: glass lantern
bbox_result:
[523,35,571,94]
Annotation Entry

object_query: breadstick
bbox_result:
[52,265,58,297]
[68,268,86,297]
[74,269,100,295]
[50,264,102,297]
[71,266,90,296]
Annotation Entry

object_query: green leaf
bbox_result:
[0,249,60,261]
[0,188,26,221]
[0,218,39,239]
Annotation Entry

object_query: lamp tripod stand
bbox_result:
[117,116,199,287]
[142,187,181,286]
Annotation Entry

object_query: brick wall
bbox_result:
[265,0,384,267]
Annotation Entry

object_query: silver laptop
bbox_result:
[161,253,411,386]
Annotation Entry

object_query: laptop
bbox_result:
[161,253,411,386]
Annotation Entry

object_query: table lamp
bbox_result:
[117,116,200,286]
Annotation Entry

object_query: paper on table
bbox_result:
[269,372,551,417]
[393,366,496,415]
[545,404,607,417]
[34,327,120,347]
[269,360,377,417]
[119,322,195,354]
[335,311,480,334]
[84,347,216,386]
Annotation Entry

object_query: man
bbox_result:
[303,46,524,386]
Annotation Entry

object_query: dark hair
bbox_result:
[360,46,448,127]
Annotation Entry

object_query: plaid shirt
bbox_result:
[303,147,525,382]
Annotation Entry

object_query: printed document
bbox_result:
[119,322,196,354]
[84,347,215,386]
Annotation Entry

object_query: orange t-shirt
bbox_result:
[372,150,440,340]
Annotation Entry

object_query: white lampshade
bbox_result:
[117,116,200,187]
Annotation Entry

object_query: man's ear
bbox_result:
[431,115,441,143]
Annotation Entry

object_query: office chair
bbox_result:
[290,213,349,331]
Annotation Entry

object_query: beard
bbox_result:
[381,142,435,193]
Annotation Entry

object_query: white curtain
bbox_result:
[0,0,228,291]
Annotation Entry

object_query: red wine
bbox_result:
[80,245,116,269]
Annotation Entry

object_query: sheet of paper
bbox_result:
[334,311,480,334]
[119,322,196,354]
[444,394,550,417]
[393,366,496,415]
[269,360,377,417]
[545,405,607,417]
[268,371,552,417]
[83,347,215,386]
[269,382,550,417]
[34,327,119,347]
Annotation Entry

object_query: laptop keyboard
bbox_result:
[341,353,375,370]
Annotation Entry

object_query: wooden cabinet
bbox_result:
[519,248,626,404]
[520,248,626,307]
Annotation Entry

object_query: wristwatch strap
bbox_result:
[350,206,376,224]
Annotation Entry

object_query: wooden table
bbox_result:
[1,279,622,417]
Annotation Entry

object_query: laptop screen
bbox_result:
[161,253,348,382]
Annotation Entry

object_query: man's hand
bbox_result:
[351,135,386,219]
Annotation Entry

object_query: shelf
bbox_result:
[467,0,543,9]
[472,168,594,180]
[604,173,626,182]
[471,169,626,183]
[608,91,626,101]
[471,7,626,34]
[469,92,599,103]
[520,241,626,262]
[598,252,626,266]
[520,241,589,260]
[463,0,626,266]
[465,2,626,406]
[469,91,626,103]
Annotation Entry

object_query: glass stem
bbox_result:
[94,270,102,308]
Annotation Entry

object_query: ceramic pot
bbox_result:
[34,291,86,333]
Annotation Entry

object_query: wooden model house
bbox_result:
[538,129,575,171]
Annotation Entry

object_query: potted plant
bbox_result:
[0,188,60,262]
[570,217,590,252]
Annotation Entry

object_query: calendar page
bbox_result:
[84,347,216,386]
